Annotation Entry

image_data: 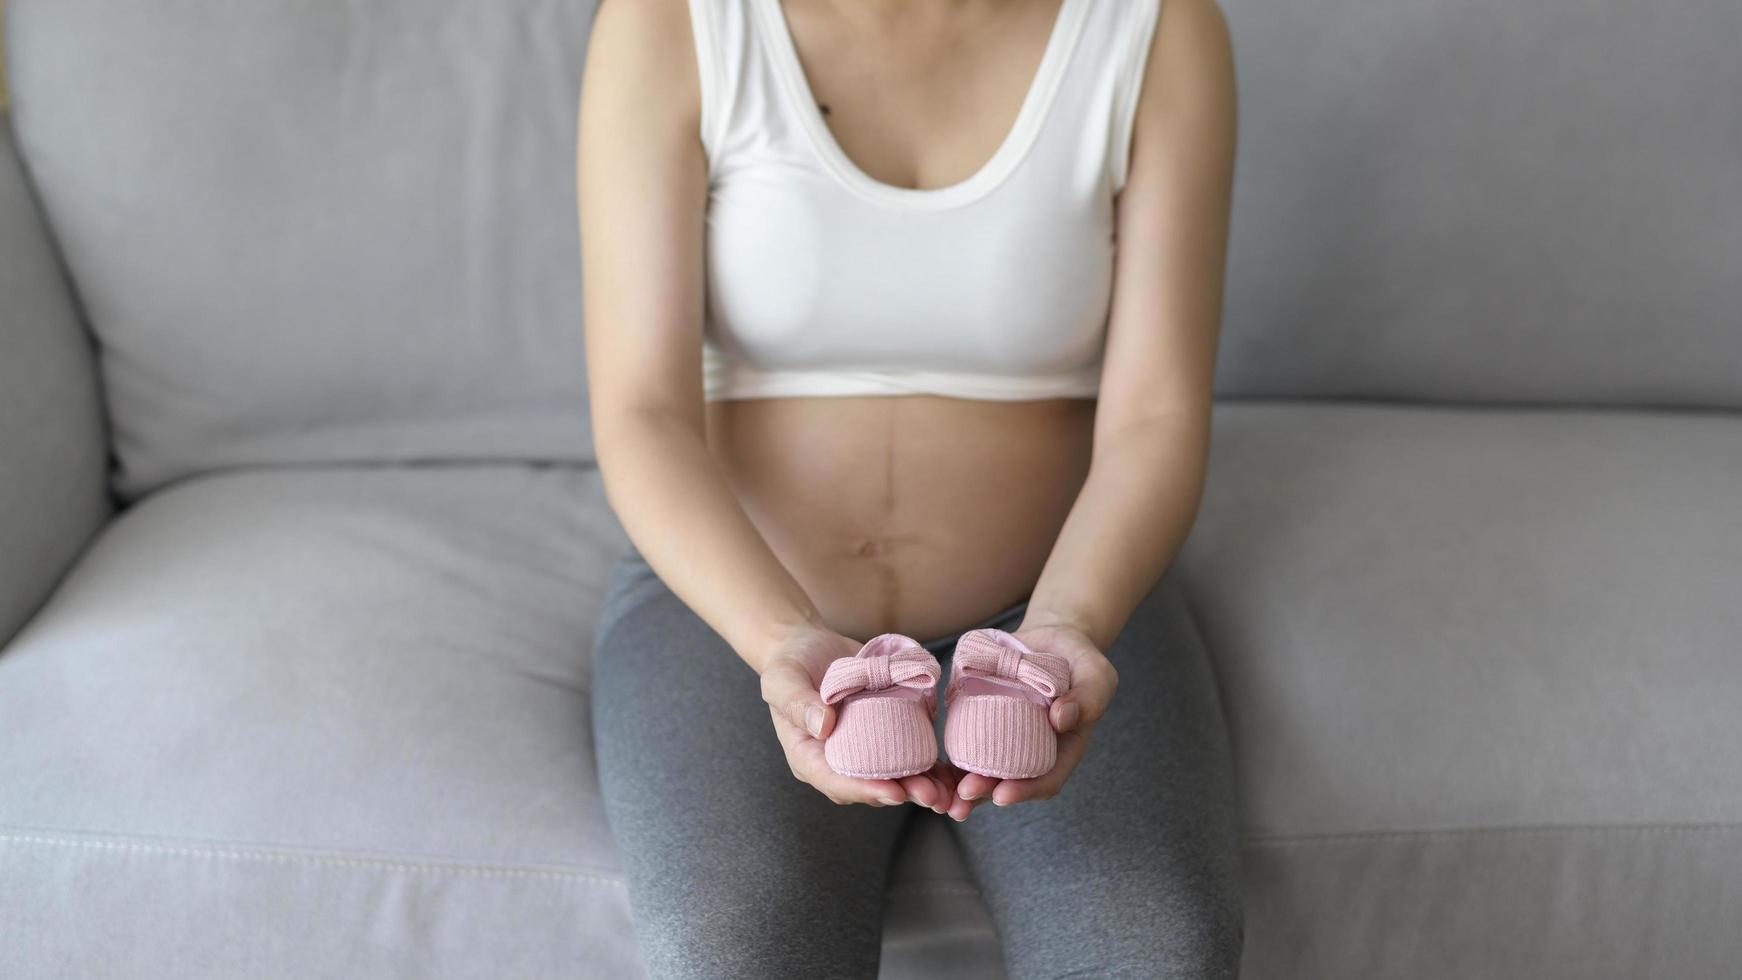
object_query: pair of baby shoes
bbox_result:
[818,627,1073,781]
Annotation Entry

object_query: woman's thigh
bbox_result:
[589,549,911,980]
[947,569,1246,979]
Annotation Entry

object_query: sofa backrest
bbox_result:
[1213,0,1741,407]
[6,0,1737,504]
[6,0,603,501]
[0,111,112,642]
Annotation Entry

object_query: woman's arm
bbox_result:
[954,0,1238,812]
[1026,0,1238,649]
[578,0,826,674]
[576,0,948,812]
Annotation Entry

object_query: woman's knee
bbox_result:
[628,868,887,980]
[1148,879,1245,980]
[610,782,903,979]
[1003,878,1244,979]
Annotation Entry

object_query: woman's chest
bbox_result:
[703,165,1116,380]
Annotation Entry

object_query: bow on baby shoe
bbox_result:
[820,634,942,705]
[948,629,1072,701]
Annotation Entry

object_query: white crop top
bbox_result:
[687,0,1162,402]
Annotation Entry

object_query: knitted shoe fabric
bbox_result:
[943,627,1073,780]
[819,633,943,780]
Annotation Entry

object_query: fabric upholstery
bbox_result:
[4,0,1739,971]
[0,464,999,979]
[9,0,1738,508]
[1213,0,1742,408]
[1240,828,1742,979]
[0,110,109,646]
[3,0,602,502]
[1175,400,1742,975]
[5,405,1737,977]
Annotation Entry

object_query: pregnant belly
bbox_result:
[703,394,1096,643]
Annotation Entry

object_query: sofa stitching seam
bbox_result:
[1244,822,1742,845]
[0,833,997,895]
[0,833,626,885]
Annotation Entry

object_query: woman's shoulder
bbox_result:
[584,0,705,140]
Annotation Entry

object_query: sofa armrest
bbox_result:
[0,109,111,647]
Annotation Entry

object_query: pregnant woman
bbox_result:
[577,0,1240,975]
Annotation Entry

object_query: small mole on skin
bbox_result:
[818,103,831,115]
[854,538,882,558]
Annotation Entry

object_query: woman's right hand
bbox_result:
[759,624,954,813]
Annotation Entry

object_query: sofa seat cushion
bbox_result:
[0,464,999,979]
[1176,400,1742,977]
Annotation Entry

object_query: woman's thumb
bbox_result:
[761,659,832,738]
[802,703,830,738]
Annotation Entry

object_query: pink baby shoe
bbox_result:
[820,633,943,780]
[943,627,1073,780]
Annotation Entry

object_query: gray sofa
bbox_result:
[1,0,1736,976]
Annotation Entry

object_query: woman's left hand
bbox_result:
[946,620,1119,820]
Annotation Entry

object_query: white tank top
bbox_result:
[687,0,1162,402]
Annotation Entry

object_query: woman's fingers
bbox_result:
[945,780,982,821]
[769,704,908,806]
[899,772,945,812]
[946,795,978,822]
[954,771,1001,804]
[1051,655,1118,735]
[991,729,1090,806]
[760,643,1114,813]
[925,762,964,817]
[932,764,972,822]
[759,656,833,738]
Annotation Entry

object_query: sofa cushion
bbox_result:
[1177,400,1742,976]
[0,111,111,643]
[1213,0,1742,408]
[5,0,604,502]
[13,0,1738,509]
[0,465,1000,979]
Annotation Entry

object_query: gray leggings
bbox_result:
[590,544,1245,979]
